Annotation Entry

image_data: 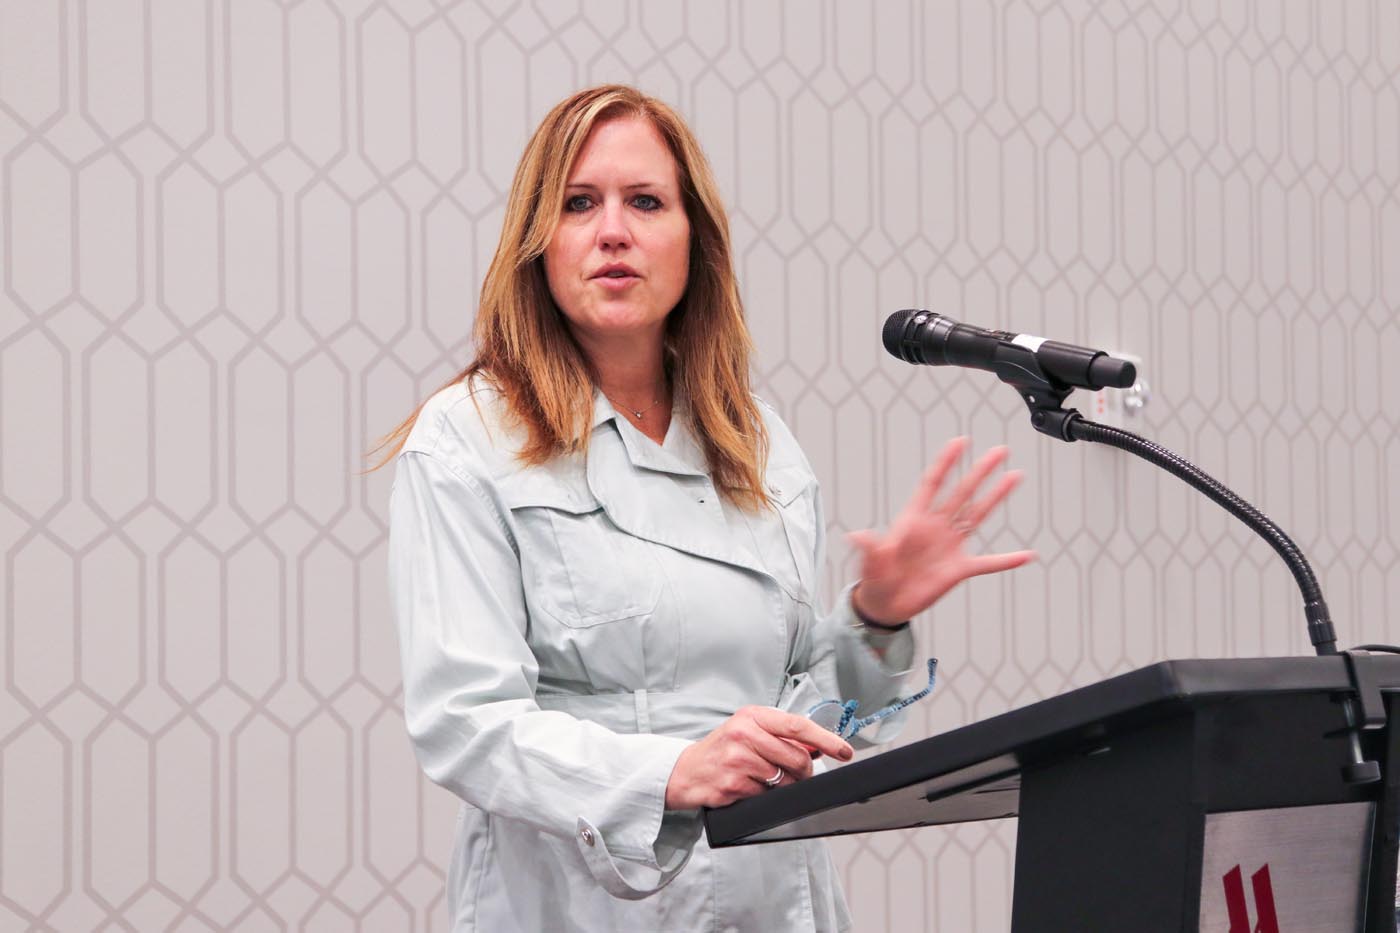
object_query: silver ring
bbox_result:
[762,767,784,787]
[952,517,974,536]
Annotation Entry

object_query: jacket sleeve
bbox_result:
[789,479,919,749]
[388,448,702,899]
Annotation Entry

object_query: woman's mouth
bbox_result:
[590,273,641,291]
[592,269,640,290]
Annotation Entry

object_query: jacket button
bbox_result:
[580,828,595,847]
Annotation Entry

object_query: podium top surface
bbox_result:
[703,654,1400,847]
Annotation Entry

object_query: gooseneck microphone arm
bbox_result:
[1065,413,1377,784]
[884,309,1378,783]
[1064,419,1335,654]
[1061,416,1384,784]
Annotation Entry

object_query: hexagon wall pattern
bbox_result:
[2,1,1398,930]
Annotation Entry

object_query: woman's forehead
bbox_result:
[566,116,680,189]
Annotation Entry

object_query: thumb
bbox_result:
[846,529,880,557]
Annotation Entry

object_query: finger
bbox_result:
[743,743,817,790]
[742,726,818,779]
[778,738,816,780]
[749,761,786,791]
[774,767,805,788]
[939,445,1009,519]
[718,741,782,791]
[749,707,855,761]
[785,739,830,760]
[908,436,968,514]
[848,533,892,584]
[960,469,1024,528]
[961,550,1037,578]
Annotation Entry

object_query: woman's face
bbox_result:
[543,116,691,353]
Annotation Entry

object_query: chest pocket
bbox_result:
[502,478,663,628]
[759,464,820,600]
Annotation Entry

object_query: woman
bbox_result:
[379,85,1033,931]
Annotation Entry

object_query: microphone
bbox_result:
[882,309,1136,391]
[880,310,1373,781]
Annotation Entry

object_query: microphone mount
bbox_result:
[980,339,1084,442]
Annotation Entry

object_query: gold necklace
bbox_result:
[603,388,668,421]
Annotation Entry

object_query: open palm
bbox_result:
[849,437,1037,626]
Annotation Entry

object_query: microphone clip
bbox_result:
[1024,392,1082,443]
[988,342,1084,443]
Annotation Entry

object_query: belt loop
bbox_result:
[633,688,651,734]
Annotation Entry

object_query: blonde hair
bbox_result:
[367,85,770,510]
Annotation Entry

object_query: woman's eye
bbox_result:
[633,194,662,211]
[565,195,593,212]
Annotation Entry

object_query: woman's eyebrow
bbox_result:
[564,181,668,191]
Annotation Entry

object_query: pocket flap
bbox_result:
[765,464,813,506]
[497,473,600,514]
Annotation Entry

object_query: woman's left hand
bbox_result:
[848,436,1036,626]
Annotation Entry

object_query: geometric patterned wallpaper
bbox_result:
[2,1,1396,930]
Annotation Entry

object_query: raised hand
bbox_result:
[848,437,1036,626]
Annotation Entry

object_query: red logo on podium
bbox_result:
[1223,864,1279,933]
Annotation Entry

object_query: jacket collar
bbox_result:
[584,393,770,579]
[590,390,710,479]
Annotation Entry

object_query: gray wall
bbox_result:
[3,1,1397,930]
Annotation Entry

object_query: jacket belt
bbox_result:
[534,671,827,739]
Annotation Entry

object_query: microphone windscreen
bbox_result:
[882,309,919,359]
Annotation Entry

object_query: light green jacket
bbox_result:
[389,377,917,931]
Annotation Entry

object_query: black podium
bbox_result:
[705,656,1400,931]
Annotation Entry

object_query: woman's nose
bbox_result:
[595,199,633,249]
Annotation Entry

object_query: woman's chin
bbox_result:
[569,311,669,345]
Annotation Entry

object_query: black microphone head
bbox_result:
[883,309,955,364]
[882,309,922,360]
